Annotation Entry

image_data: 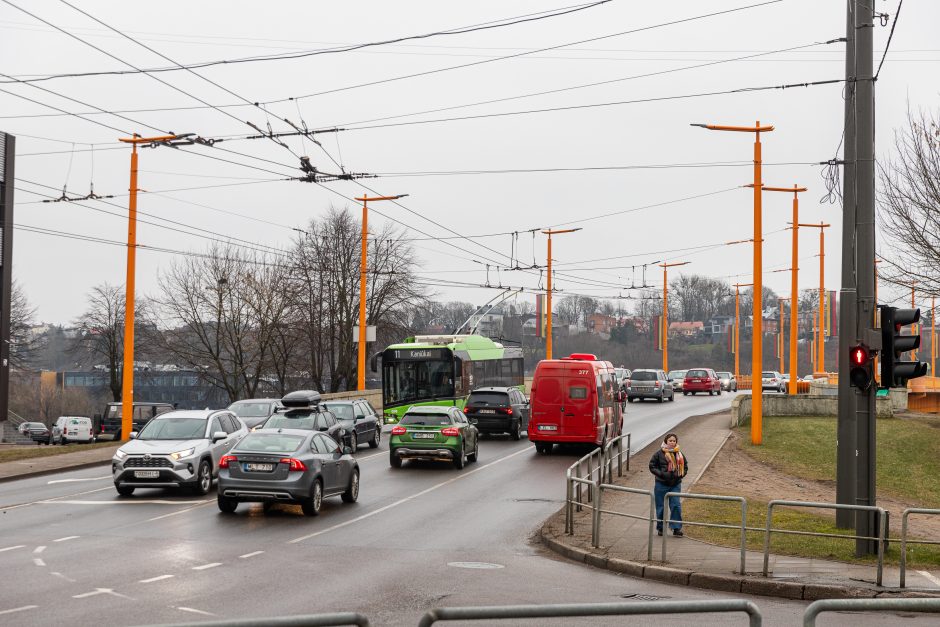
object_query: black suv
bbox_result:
[258,390,349,447]
[463,387,529,440]
[321,399,381,453]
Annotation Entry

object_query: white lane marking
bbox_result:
[0,486,114,512]
[33,546,46,553]
[53,536,79,543]
[192,562,221,571]
[289,445,534,544]
[72,588,133,600]
[145,500,213,522]
[51,572,76,582]
[356,451,385,462]
[32,558,45,567]
[47,476,110,484]
[239,551,264,559]
[139,574,174,583]
[0,605,37,616]
[45,499,209,505]
[175,607,215,617]
[917,570,940,587]
[0,545,24,553]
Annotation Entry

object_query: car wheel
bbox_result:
[301,480,322,516]
[341,469,360,503]
[468,439,479,463]
[262,501,275,513]
[389,450,402,468]
[535,442,552,455]
[657,395,664,403]
[510,420,521,441]
[369,427,380,449]
[669,392,675,402]
[627,397,634,403]
[453,442,466,469]
[717,388,722,395]
[217,494,238,514]
[115,484,134,497]
[683,391,689,396]
[192,460,212,496]
[349,433,358,454]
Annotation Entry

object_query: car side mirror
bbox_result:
[342,446,352,455]
[355,414,365,421]
[129,431,138,439]
[212,431,227,442]
[318,426,328,432]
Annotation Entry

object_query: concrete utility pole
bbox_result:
[0,133,14,426]
[836,0,860,526]
[660,261,690,372]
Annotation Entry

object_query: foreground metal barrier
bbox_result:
[603,432,631,481]
[596,484,655,558]
[140,612,370,627]
[802,598,940,626]
[762,500,887,586]
[900,507,940,587]
[565,434,631,534]
[418,600,762,626]
[664,492,748,574]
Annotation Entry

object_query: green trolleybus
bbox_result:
[376,334,524,424]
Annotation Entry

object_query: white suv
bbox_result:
[761,371,787,393]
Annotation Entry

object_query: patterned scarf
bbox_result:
[661,442,685,476]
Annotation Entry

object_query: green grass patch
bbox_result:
[735,417,940,508]
[683,496,940,569]
[0,441,117,463]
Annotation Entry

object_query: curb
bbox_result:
[539,524,940,601]
[0,458,112,484]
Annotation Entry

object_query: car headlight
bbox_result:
[170,447,195,461]
[114,449,128,460]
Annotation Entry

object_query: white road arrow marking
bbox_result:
[72,588,133,600]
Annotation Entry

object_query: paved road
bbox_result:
[0,392,932,626]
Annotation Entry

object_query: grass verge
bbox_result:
[683,495,940,568]
[0,441,117,464]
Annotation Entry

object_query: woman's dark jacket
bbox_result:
[649,449,689,487]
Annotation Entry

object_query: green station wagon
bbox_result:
[389,406,479,469]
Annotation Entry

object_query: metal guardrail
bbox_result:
[596,484,655,559]
[418,600,762,626]
[138,612,371,627]
[900,507,940,587]
[565,434,631,534]
[603,432,631,481]
[762,500,887,586]
[802,598,940,626]
[664,492,748,574]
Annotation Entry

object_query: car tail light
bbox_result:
[500,407,513,415]
[219,455,237,469]
[279,457,307,471]
[463,407,470,414]
[391,425,407,435]
[655,381,661,388]
[441,427,460,437]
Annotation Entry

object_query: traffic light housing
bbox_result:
[849,344,873,390]
[880,305,929,388]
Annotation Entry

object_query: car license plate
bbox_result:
[538,425,558,431]
[478,409,496,414]
[413,432,435,439]
[244,463,274,472]
[134,470,159,479]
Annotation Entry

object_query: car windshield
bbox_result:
[762,372,777,378]
[686,369,708,377]
[667,371,686,379]
[468,392,509,405]
[229,402,272,418]
[235,433,305,453]
[631,371,657,381]
[137,417,206,440]
[401,413,453,426]
[323,404,355,420]
[717,372,732,378]
[263,415,317,430]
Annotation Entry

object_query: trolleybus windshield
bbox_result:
[383,359,455,405]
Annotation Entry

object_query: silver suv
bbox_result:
[112,409,247,496]
[626,369,675,402]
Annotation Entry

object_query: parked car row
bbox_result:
[21,416,96,445]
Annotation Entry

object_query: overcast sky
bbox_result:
[1,0,935,325]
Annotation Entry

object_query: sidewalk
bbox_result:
[541,411,940,600]
[0,443,120,483]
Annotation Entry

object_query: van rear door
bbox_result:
[562,366,595,438]
[531,371,564,435]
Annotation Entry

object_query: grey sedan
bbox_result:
[217,429,359,516]
[112,409,247,496]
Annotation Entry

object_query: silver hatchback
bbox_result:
[112,409,247,496]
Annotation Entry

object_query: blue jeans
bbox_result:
[654,481,682,531]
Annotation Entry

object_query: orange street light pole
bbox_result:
[660,262,690,372]
[354,193,407,391]
[797,221,830,374]
[763,185,807,394]
[694,120,773,445]
[542,228,581,360]
[117,133,181,441]
[733,282,753,380]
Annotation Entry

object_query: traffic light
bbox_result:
[880,305,929,388]
[849,344,873,390]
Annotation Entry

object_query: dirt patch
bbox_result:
[694,430,940,540]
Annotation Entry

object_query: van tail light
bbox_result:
[219,455,237,469]
[441,427,460,437]
[500,407,513,415]
[280,457,307,471]
[391,426,407,435]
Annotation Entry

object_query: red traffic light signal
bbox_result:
[849,344,873,390]
[850,345,869,367]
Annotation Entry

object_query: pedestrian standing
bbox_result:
[649,432,688,536]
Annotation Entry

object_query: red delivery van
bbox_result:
[528,353,623,454]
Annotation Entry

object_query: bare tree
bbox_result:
[669,275,732,322]
[72,283,126,401]
[879,108,940,296]
[9,279,37,369]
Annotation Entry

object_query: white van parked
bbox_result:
[52,416,95,444]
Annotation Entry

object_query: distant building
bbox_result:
[669,321,704,337]
[587,313,617,338]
